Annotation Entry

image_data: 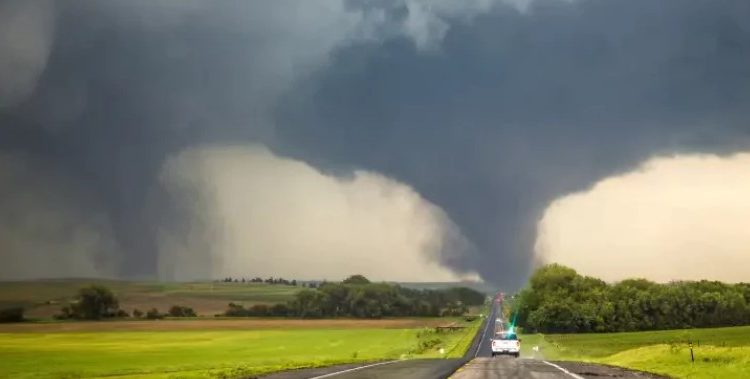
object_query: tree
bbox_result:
[283,277,488,319]
[289,289,327,318]
[0,307,24,323]
[248,304,269,316]
[132,309,144,318]
[216,275,492,320]
[61,285,120,320]
[270,303,290,317]
[342,275,370,285]
[445,287,485,306]
[224,303,248,317]
[517,264,750,333]
[168,305,197,317]
[442,301,468,317]
[115,309,130,318]
[146,308,163,320]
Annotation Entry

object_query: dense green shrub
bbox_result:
[515,264,750,333]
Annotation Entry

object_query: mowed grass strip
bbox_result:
[521,325,750,379]
[604,344,750,379]
[0,317,481,379]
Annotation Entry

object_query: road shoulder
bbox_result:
[552,361,671,378]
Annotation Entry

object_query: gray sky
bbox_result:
[1,0,749,287]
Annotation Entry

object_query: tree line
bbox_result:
[223,275,486,318]
[0,276,486,323]
[51,285,196,321]
[514,264,750,333]
[220,276,303,286]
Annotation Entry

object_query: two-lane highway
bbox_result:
[448,299,664,379]
[261,298,500,379]
[451,357,582,379]
[260,297,665,379]
[472,297,503,359]
[449,357,666,379]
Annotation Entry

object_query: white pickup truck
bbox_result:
[491,332,521,357]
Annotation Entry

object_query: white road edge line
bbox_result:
[474,307,494,358]
[542,360,586,379]
[309,360,399,379]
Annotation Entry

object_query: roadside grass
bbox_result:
[444,316,483,358]
[0,317,482,379]
[604,344,750,379]
[521,325,750,378]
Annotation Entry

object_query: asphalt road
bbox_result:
[257,298,664,379]
[259,299,499,379]
[472,299,502,360]
[449,357,666,379]
[450,357,576,379]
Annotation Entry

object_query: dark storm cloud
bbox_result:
[274,0,750,286]
[1,0,481,279]
[1,0,749,286]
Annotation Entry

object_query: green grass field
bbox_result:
[0,317,481,379]
[0,279,488,378]
[521,326,750,378]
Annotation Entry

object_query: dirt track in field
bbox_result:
[0,318,451,333]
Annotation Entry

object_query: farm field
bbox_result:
[0,279,487,319]
[0,279,302,318]
[521,325,750,379]
[0,318,457,333]
[0,318,481,379]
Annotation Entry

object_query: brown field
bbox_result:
[0,279,302,318]
[0,318,452,333]
[21,295,235,319]
[1,279,490,320]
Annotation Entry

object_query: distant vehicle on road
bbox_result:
[491,332,520,358]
